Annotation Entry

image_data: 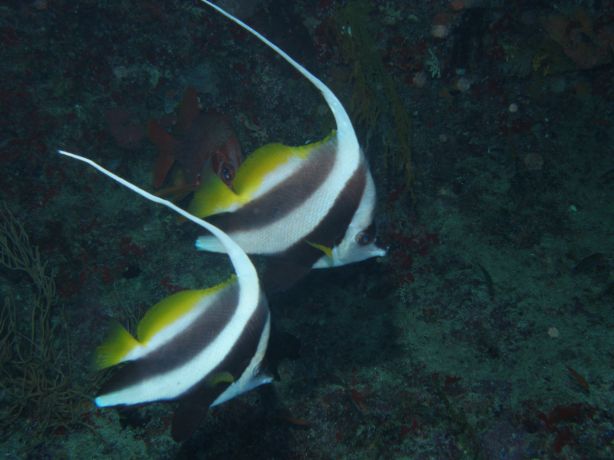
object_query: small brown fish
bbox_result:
[149,87,243,195]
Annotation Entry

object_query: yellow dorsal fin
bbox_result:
[188,133,335,218]
[94,321,140,370]
[307,241,333,258]
[137,276,236,343]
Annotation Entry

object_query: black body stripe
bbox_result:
[263,162,368,292]
[170,295,270,441]
[181,294,269,397]
[98,284,241,397]
[209,139,337,233]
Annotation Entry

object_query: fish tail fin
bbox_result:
[94,321,141,370]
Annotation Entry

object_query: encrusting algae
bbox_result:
[334,0,414,198]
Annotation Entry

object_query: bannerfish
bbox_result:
[58,150,271,442]
[189,0,387,292]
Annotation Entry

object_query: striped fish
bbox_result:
[190,1,387,292]
[58,150,271,442]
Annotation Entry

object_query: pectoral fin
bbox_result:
[206,371,235,387]
[306,241,333,258]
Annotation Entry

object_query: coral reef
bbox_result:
[1,0,612,458]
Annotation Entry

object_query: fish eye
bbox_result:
[355,230,373,246]
[221,163,235,183]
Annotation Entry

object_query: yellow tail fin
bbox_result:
[94,321,140,370]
